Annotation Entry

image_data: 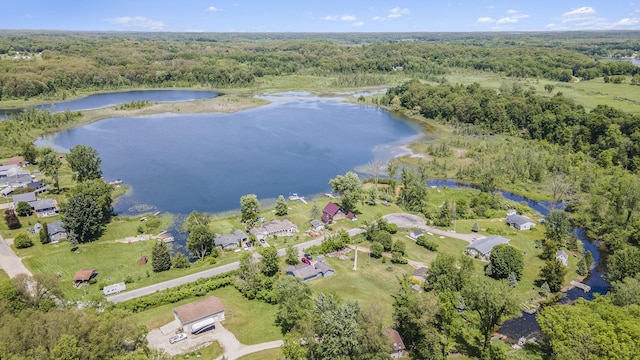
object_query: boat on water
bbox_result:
[157,232,174,243]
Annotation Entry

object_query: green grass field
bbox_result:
[237,348,283,360]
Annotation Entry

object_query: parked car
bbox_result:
[304,253,313,260]
[301,257,311,265]
[169,333,187,344]
[260,238,266,244]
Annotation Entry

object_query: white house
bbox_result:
[556,250,569,267]
[506,214,535,231]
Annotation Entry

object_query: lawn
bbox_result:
[237,348,283,360]
[174,343,223,360]
[309,255,413,326]
[134,286,281,346]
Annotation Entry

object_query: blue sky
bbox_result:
[3,1,640,32]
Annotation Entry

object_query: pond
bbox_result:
[37,92,422,215]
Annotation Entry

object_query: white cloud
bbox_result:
[372,16,385,22]
[107,16,166,30]
[563,6,596,16]
[614,18,640,26]
[487,5,495,9]
[341,15,356,21]
[352,21,364,27]
[323,14,356,21]
[373,7,410,21]
[497,17,518,24]
[205,6,221,12]
[506,9,519,14]
[323,15,338,21]
[477,17,495,23]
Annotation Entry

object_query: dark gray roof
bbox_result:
[12,192,36,205]
[32,199,56,212]
[507,214,534,227]
[413,267,428,278]
[310,219,324,228]
[466,235,510,256]
[48,221,66,236]
[214,229,247,247]
[314,261,334,275]
[286,264,318,280]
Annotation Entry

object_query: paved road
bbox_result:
[0,235,32,278]
[108,228,364,303]
[383,213,482,243]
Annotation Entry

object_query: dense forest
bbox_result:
[1,31,639,100]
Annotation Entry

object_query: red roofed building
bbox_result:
[384,328,408,358]
[322,202,346,224]
[2,156,26,167]
[73,269,98,285]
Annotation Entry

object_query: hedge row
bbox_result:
[116,272,236,313]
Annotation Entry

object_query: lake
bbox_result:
[37,92,422,215]
[0,89,218,119]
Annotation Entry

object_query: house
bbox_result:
[412,267,428,283]
[310,219,325,231]
[12,192,37,207]
[1,174,33,188]
[32,199,59,217]
[286,260,335,282]
[251,220,298,238]
[465,235,510,260]
[0,164,19,177]
[410,230,423,240]
[286,264,320,282]
[47,221,68,243]
[73,269,98,285]
[2,156,26,167]
[102,282,126,295]
[0,186,13,197]
[322,202,346,223]
[173,296,225,333]
[347,212,357,221]
[214,229,247,250]
[23,181,49,195]
[384,328,408,359]
[556,250,569,267]
[506,214,535,231]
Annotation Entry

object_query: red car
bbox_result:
[301,257,311,265]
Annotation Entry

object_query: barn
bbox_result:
[173,296,225,333]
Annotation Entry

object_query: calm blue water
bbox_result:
[0,90,218,119]
[38,92,421,215]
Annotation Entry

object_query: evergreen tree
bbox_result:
[40,222,50,244]
[539,259,567,292]
[471,222,479,232]
[275,195,288,216]
[171,252,190,269]
[152,242,171,272]
[4,209,21,230]
[507,272,518,287]
[310,202,320,220]
[576,258,589,276]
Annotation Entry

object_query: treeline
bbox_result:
[385,80,640,172]
[0,108,81,157]
[1,32,639,100]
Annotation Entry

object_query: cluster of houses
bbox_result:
[1,156,59,218]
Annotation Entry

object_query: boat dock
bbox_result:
[288,194,307,204]
[570,280,591,292]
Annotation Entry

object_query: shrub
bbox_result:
[370,242,384,258]
[171,252,190,269]
[14,233,34,248]
[4,209,21,229]
[416,237,439,251]
[391,252,407,264]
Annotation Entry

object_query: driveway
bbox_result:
[383,213,482,243]
[0,235,32,278]
[109,230,364,303]
[148,320,283,360]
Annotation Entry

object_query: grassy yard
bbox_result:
[134,286,281,346]
[237,348,283,360]
[174,342,223,360]
[309,255,413,326]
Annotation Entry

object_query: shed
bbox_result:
[47,221,68,243]
[410,230,423,239]
[556,250,569,267]
[73,269,98,285]
[465,235,510,259]
[310,219,325,231]
[384,328,408,358]
[173,296,225,333]
[139,256,148,265]
[506,214,535,231]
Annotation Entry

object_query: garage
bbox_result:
[173,296,225,333]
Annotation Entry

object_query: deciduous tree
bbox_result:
[261,245,280,277]
[285,244,299,265]
[181,210,211,231]
[488,244,524,280]
[538,259,567,292]
[39,151,62,193]
[274,276,312,334]
[329,172,363,213]
[61,193,104,242]
[66,144,102,182]
[15,201,32,217]
[240,194,260,229]
[186,224,215,260]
